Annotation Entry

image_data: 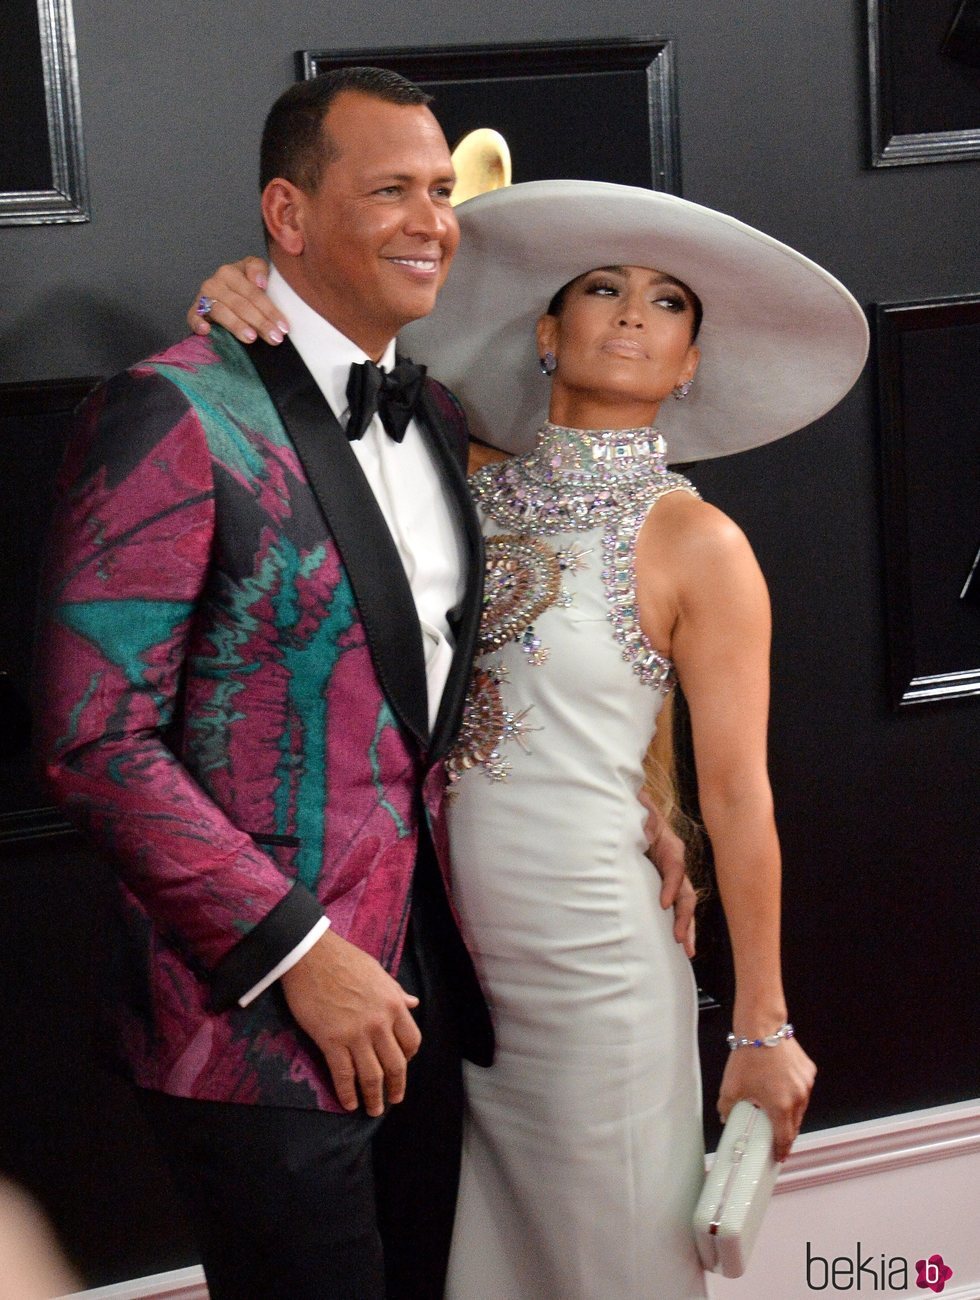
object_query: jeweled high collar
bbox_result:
[471,422,692,536]
[524,422,669,482]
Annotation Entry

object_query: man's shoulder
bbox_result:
[421,374,468,431]
[142,330,225,371]
[90,329,256,410]
[61,337,228,495]
[134,327,260,392]
[74,329,283,474]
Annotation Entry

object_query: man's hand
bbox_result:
[280,929,421,1117]
[639,789,697,958]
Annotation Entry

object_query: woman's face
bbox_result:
[536,264,701,428]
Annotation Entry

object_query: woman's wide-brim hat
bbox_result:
[402,180,869,462]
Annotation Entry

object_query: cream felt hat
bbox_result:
[402,180,869,462]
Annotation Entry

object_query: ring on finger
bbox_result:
[196,294,216,317]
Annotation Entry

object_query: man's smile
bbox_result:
[386,255,442,275]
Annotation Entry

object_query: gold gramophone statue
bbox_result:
[450,128,512,206]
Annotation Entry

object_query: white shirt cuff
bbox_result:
[236,915,330,1008]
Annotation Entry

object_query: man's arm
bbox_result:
[35,365,421,1108]
[33,368,318,986]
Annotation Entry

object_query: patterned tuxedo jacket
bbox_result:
[34,326,490,1110]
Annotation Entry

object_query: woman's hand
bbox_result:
[188,256,285,345]
[638,788,696,958]
[717,1037,816,1162]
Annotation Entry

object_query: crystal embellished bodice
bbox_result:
[447,423,699,784]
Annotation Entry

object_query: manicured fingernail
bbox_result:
[277,320,290,334]
[256,274,268,289]
[243,327,257,342]
[269,328,283,344]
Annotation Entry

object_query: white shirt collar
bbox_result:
[266,266,397,419]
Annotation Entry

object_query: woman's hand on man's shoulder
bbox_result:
[187,256,286,345]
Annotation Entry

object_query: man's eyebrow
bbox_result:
[363,171,457,184]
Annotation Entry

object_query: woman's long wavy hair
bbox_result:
[642,692,706,899]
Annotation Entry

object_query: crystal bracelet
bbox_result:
[726,1022,795,1051]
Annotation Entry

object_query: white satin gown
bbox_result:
[444,424,708,1299]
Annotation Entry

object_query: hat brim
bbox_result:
[402,181,869,462]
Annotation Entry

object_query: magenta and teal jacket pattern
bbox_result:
[34,327,485,1110]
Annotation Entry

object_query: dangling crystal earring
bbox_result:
[539,351,557,376]
[672,379,694,400]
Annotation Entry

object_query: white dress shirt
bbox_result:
[238,267,465,1007]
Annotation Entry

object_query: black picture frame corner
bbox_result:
[296,38,681,195]
[874,295,980,706]
[867,0,980,167]
[0,0,89,226]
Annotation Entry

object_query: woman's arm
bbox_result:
[637,493,816,1160]
[187,255,283,343]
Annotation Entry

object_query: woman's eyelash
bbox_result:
[584,282,688,311]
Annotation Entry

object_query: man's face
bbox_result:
[284,91,460,357]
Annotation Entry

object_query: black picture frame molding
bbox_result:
[298,38,681,194]
[867,0,980,166]
[875,295,980,707]
[0,375,100,845]
[0,0,89,225]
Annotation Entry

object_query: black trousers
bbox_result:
[141,846,475,1300]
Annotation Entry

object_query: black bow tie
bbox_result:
[345,359,427,443]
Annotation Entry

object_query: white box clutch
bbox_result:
[692,1100,779,1278]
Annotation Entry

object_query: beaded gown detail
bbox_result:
[445,424,708,1299]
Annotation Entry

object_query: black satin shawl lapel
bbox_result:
[414,384,485,763]
[247,337,429,747]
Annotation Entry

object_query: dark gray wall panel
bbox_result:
[2,0,977,1285]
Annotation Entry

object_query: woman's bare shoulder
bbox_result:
[641,489,753,569]
[635,488,768,649]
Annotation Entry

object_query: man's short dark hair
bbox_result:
[260,67,433,194]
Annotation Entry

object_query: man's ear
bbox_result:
[261,179,306,257]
